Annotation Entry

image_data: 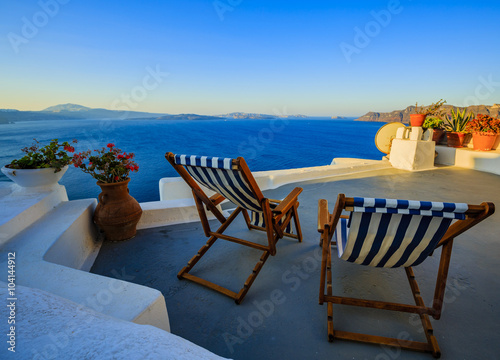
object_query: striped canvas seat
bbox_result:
[250,204,293,234]
[174,154,293,233]
[334,197,468,268]
[173,154,263,212]
[318,194,494,357]
[166,152,303,304]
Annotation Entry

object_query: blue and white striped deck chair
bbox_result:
[166,152,303,304]
[318,194,494,358]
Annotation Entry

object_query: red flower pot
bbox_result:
[432,129,444,144]
[472,132,498,151]
[410,114,426,127]
[446,132,465,148]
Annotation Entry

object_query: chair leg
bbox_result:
[241,208,253,231]
[178,206,275,304]
[322,259,442,357]
[327,302,334,342]
[177,234,218,279]
[406,267,441,358]
[178,207,240,279]
[235,250,271,304]
[292,203,303,242]
[326,238,334,341]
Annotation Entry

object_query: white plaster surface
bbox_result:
[0,186,171,333]
[138,198,227,230]
[435,145,500,175]
[0,282,230,360]
[0,183,68,245]
[389,139,435,171]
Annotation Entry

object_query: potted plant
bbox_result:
[423,117,445,143]
[1,138,76,188]
[443,108,474,148]
[411,99,446,127]
[73,143,142,241]
[465,114,500,151]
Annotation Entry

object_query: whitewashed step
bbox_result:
[0,184,68,245]
[0,197,171,332]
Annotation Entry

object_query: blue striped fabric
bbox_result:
[351,197,468,220]
[174,154,233,170]
[250,206,293,234]
[174,154,263,212]
[336,197,468,268]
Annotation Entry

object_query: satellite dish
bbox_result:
[375,122,406,154]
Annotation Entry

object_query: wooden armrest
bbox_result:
[209,193,225,206]
[318,199,329,232]
[272,187,303,215]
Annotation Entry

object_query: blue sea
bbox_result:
[0,118,385,202]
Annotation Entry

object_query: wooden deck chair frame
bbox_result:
[318,193,494,358]
[166,152,303,304]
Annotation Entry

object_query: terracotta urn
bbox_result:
[410,114,426,127]
[471,133,498,151]
[94,178,142,241]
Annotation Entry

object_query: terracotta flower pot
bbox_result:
[94,178,142,241]
[410,114,426,127]
[431,129,444,144]
[472,132,498,151]
[446,132,466,148]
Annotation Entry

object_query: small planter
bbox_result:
[446,132,466,148]
[410,114,426,127]
[1,165,68,188]
[94,178,143,241]
[472,133,498,151]
[432,129,445,144]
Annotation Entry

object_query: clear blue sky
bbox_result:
[1,0,499,116]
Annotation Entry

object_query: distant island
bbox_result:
[155,114,222,121]
[0,103,316,123]
[0,104,165,124]
[355,104,500,123]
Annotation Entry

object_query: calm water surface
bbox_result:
[0,119,385,202]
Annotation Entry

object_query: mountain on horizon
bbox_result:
[0,103,167,123]
[43,103,92,112]
[0,104,319,123]
[356,104,500,123]
[1,103,347,123]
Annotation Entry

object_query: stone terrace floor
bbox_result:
[91,166,500,360]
